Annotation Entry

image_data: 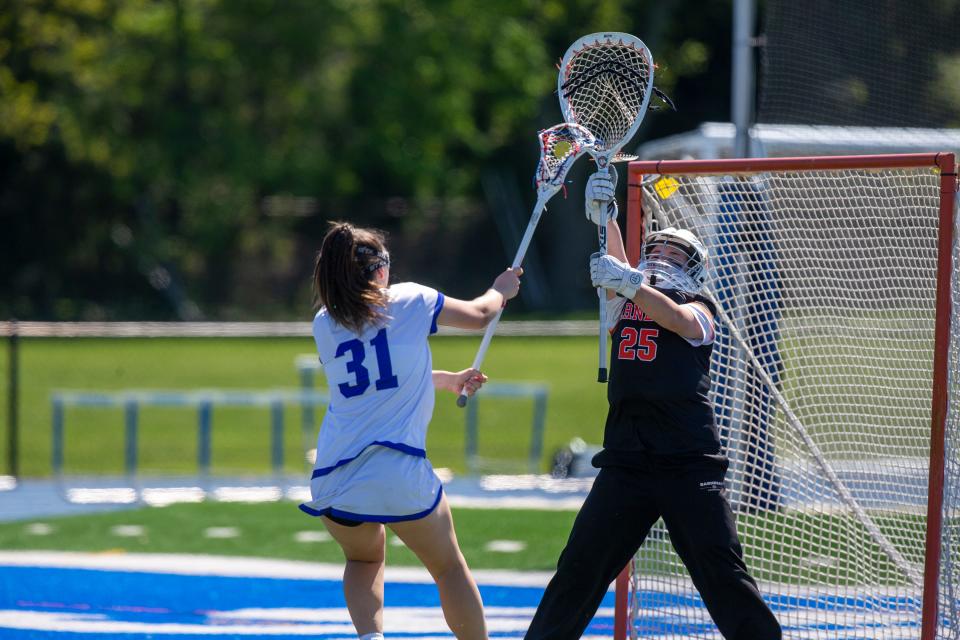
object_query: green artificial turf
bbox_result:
[0,500,925,586]
[0,335,609,477]
[0,501,577,572]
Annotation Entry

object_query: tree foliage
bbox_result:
[0,0,759,318]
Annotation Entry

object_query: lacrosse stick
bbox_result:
[558,32,656,383]
[457,123,596,407]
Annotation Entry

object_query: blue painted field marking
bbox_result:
[0,556,614,638]
[0,553,931,638]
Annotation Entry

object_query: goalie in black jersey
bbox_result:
[525,170,781,640]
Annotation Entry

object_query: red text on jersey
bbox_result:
[618,327,659,361]
[620,302,653,323]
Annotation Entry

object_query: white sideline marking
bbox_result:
[0,551,560,587]
[0,607,615,637]
[110,525,146,537]
[484,540,527,553]
[445,495,585,510]
[0,550,913,599]
[285,486,310,501]
[212,486,283,502]
[293,530,331,543]
[479,475,595,493]
[24,523,53,536]
[389,536,406,547]
[68,488,137,504]
[143,487,205,506]
[28,474,589,511]
[0,610,343,636]
[203,527,240,539]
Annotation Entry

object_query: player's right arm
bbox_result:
[590,254,712,341]
[437,267,523,330]
[630,287,713,341]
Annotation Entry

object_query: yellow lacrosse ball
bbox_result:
[553,141,572,158]
[654,177,680,199]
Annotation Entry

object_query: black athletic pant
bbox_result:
[525,462,781,640]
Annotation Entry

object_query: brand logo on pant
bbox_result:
[698,480,724,492]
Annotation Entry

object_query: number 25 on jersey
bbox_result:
[334,328,399,397]
[618,327,659,361]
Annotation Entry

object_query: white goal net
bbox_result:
[616,153,959,640]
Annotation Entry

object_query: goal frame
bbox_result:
[614,152,958,640]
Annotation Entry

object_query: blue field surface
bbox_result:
[0,552,933,639]
[0,553,613,639]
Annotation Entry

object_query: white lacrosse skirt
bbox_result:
[299,444,443,523]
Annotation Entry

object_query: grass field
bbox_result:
[0,326,938,594]
[0,500,926,586]
[0,336,610,478]
[0,502,577,572]
[0,315,940,479]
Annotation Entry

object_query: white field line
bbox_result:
[0,550,920,599]
[0,608,616,637]
[445,495,585,510]
[0,551,560,587]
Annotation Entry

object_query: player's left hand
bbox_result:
[452,368,488,397]
[492,267,523,301]
[590,252,644,299]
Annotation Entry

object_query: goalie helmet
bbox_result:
[638,227,708,294]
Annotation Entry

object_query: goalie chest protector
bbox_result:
[602,289,722,459]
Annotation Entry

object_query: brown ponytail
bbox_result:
[313,222,390,333]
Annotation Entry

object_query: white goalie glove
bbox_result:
[590,252,645,300]
[584,168,618,226]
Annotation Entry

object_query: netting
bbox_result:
[621,157,958,639]
[939,197,960,639]
[536,123,596,192]
[558,34,653,156]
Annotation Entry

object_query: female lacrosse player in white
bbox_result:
[301,221,522,640]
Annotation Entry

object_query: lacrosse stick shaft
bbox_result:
[597,223,608,382]
[595,163,613,383]
[457,194,549,407]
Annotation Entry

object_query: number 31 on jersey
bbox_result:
[334,328,399,397]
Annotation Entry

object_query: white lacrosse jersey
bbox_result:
[301,282,445,521]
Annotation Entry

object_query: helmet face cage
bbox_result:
[638,227,708,294]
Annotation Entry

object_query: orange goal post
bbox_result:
[615,153,958,640]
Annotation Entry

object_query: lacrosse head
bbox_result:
[638,227,708,294]
[557,33,654,166]
[535,123,596,195]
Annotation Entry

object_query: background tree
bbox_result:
[0,0,772,319]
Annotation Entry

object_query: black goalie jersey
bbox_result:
[597,288,722,465]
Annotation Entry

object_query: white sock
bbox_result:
[359,634,384,640]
